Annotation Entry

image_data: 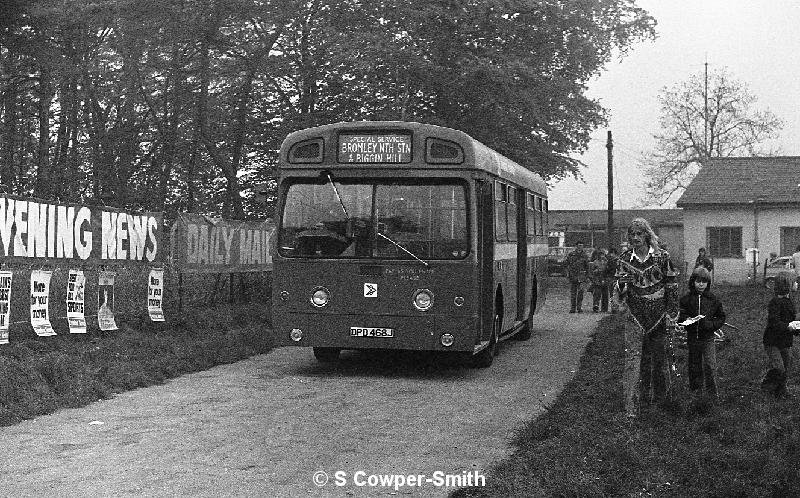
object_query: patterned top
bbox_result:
[615,246,679,334]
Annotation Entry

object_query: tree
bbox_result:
[641,67,783,205]
[270,0,657,183]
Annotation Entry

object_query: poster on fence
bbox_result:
[170,214,274,273]
[0,271,12,344]
[147,268,165,322]
[30,270,55,337]
[66,269,87,334]
[97,271,118,331]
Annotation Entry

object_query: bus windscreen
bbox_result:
[278,180,468,260]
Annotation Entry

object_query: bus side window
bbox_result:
[543,199,548,230]
[507,186,517,242]
[526,192,537,241]
[537,197,545,235]
[495,181,508,242]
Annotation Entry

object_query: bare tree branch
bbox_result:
[639,67,783,205]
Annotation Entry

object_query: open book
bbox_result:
[678,315,704,326]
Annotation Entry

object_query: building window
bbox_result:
[780,227,800,257]
[707,227,742,258]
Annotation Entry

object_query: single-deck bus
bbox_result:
[272,121,548,367]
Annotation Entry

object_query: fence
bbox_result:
[0,262,271,342]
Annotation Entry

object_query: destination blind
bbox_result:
[338,134,412,163]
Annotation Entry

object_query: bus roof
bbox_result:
[280,121,547,194]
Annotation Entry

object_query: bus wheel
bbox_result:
[313,347,341,363]
[472,313,500,368]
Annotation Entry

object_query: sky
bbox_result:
[548,0,800,211]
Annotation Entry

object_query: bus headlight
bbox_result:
[440,333,454,347]
[310,287,330,307]
[290,328,303,341]
[413,289,434,311]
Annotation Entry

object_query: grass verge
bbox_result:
[452,284,800,497]
[0,303,272,427]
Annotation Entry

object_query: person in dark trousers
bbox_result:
[566,241,589,313]
[762,271,800,398]
[589,248,609,312]
[694,247,714,273]
[605,247,619,313]
[678,266,726,398]
[615,218,679,415]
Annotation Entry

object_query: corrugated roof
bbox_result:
[549,209,682,228]
[676,156,800,206]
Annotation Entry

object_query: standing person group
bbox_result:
[566,243,619,314]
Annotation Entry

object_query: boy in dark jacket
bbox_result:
[762,271,800,398]
[678,266,726,397]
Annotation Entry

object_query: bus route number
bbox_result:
[350,327,395,338]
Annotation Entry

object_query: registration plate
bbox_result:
[350,327,394,338]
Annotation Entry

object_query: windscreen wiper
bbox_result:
[376,232,429,267]
[326,172,349,218]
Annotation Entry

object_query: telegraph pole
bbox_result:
[606,130,614,250]
[704,59,709,155]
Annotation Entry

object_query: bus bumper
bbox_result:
[272,312,480,352]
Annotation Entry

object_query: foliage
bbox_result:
[640,67,783,205]
[452,283,800,497]
[1,0,656,217]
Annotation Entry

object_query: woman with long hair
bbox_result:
[614,218,679,416]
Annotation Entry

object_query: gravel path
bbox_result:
[0,286,603,497]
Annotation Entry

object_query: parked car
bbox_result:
[763,256,795,289]
[547,246,573,276]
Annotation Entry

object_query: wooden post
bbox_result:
[606,130,614,250]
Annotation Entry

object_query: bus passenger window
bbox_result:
[526,193,537,240]
[507,186,517,242]
[494,182,507,242]
[537,197,545,235]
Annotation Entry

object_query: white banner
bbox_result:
[147,268,165,322]
[0,271,12,344]
[66,269,87,334]
[30,270,55,337]
[97,271,118,331]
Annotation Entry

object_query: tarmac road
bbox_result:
[0,286,603,497]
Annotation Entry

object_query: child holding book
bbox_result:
[678,266,726,398]
[762,271,800,398]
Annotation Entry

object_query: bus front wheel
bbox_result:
[472,313,500,368]
[313,347,341,362]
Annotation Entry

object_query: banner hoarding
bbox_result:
[0,194,163,265]
[170,214,273,273]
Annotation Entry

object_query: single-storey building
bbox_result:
[676,156,800,284]
[548,209,684,270]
